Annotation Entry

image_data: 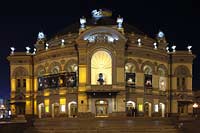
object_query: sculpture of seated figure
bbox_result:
[97,73,104,85]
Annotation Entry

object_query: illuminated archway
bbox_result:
[91,50,112,85]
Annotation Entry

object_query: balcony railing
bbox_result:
[86,85,123,92]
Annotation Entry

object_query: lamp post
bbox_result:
[193,103,198,118]
[166,45,176,117]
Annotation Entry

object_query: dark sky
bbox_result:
[0,0,200,99]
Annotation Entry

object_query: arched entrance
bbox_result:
[95,100,108,117]
[38,103,44,119]
[68,101,77,117]
[160,103,165,117]
[144,102,151,117]
[126,101,136,116]
[52,103,59,118]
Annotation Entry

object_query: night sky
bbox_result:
[0,0,200,99]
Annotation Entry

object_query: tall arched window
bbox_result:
[143,65,152,88]
[158,67,166,91]
[176,67,188,91]
[125,63,136,88]
[91,50,112,85]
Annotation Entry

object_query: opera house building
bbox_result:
[7,10,195,118]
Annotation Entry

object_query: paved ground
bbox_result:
[1,117,200,133]
[28,117,180,133]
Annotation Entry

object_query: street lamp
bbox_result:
[193,103,198,118]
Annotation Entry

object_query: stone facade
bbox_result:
[7,12,195,118]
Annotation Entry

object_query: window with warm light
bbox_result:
[91,50,112,85]
[45,106,49,113]
[61,105,66,112]
[138,104,143,112]
[154,104,159,112]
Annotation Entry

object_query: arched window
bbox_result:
[175,66,190,91]
[125,63,136,88]
[143,65,152,88]
[158,67,166,91]
[65,63,78,73]
[48,62,61,74]
[91,50,112,85]
[51,66,59,74]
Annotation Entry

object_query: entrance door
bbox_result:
[38,103,44,119]
[68,101,77,117]
[95,100,108,117]
[160,103,165,117]
[52,103,59,118]
[178,103,188,115]
[144,102,151,117]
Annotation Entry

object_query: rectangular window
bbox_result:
[45,106,49,113]
[138,104,143,112]
[126,73,136,88]
[17,79,21,87]
[177,78,180,89]
[144,74,152,88]
[182,78,185,90]
[23,79,26,88]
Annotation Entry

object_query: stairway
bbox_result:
[24,117,181,133]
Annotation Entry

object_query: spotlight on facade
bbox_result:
[25,46,31,54]
[45,43,49,50]
[80,16,86,28]
[61,39,65,46]
[187,45,192,53]
[137,38,142,47]
[171,45,176,53]
[116,15,123,29]
[153,42,157,49]
[166,47,169,53]
[10,47,15,55]
[33,48,37,55]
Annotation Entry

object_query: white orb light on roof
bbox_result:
[153,42,158,50]
[137,38,142,47]
[171,45,176,53]
[187,45,192,53]
[45,43,49,50]
[117,15,123,28]
[158,31,165,38]
[25,46,31,54]
[10,47,15,54]
[80,16,86,28]
[38,32,45,40]
[33,48,36,55]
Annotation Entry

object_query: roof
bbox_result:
[50,17,145,38]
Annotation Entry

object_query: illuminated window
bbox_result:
[44,99,49,113]
[60,105,66,112]
[138,104,143,112]
[45,106,49,113]
[91,51,112,85]
[154,104,159,112]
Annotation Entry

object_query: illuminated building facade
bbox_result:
[7,9,195,118]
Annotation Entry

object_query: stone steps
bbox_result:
[24,118,181,133]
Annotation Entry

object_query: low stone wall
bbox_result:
[77,112,95,118]
[109,112,126,117]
